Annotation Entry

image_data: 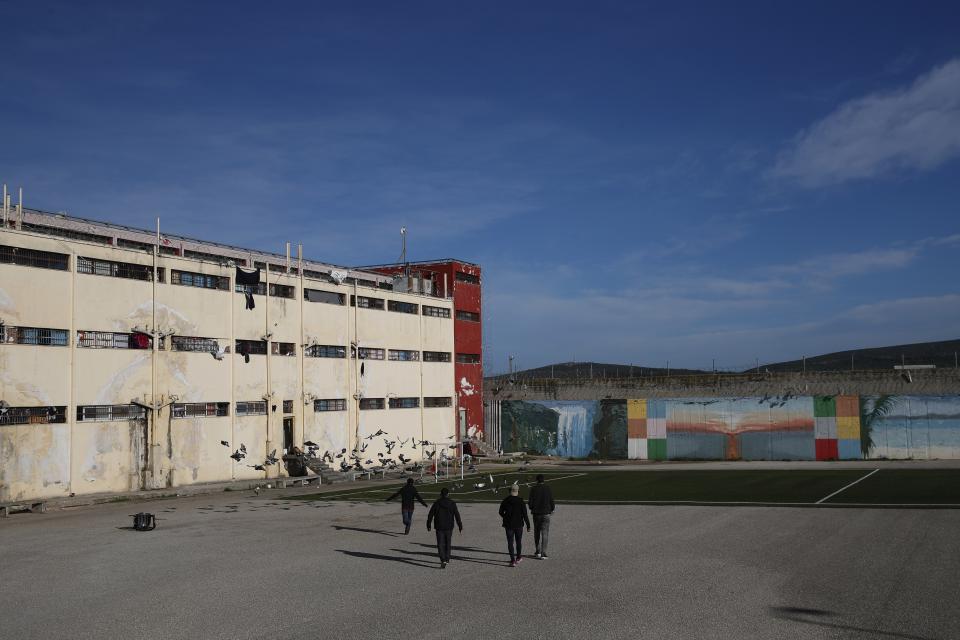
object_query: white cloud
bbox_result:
[772,59,960,187]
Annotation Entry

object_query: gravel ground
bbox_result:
[2,483,959,640]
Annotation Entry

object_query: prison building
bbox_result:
[361,259,483,447]
[0,206,461,502]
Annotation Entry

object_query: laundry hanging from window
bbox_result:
[244,291,255,310]
[236,267,261,286]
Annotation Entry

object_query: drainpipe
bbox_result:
[264,263,274,478]
[148,218,161,489]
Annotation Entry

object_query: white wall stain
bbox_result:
[0,286,16,314]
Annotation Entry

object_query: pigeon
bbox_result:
[365,459,373,465]
[419,440,430,446]
[335,452,344,459]
[211,345,230,360]
[398,454,410,464]
[304,440,318,448]
[359,442,369,453]
[220,440,230,447]
[340,461,351,472]
[240,443,247,454]
[425,450,436,459]
[230,450,245,462]
[249,464,265,471]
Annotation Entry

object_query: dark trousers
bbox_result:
[533,514,551,554]
[435,528,452,562]
[505,527,524,561]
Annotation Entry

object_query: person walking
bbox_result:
[528,474,555,559]
[385,478,428,534]
[426,488,462,569]
[498,484,530,567]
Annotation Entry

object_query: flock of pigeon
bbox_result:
[219,429,458,475]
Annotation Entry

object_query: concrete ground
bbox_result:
[2,478,959,640]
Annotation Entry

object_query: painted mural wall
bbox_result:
[499,395,960,460]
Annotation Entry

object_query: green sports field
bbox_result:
[298,468,960,506]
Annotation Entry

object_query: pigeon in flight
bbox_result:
[230,450,245,462]
[304,440,318,448]
[220,440,230,447]
[249,464,265,471]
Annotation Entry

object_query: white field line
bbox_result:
[314,472,585,501]
[816,468,880,504]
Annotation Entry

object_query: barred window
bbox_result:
[272,342,296,356]
[236,401,267,416]
[359,398,385,410]
[422,305,451,318]
[455,270,479,284]
[21,223,112,245]
[282,400,294,413]
[456,310,480,322]
[76,404,147,422]
[236,339,267,355]
[423,351,451,362]
[389,397,419,409]
[356,347,384,360]
[171,402,229,418]
[77,330,155,350]
[172,336,219,353]
[77,256,163,282]
[388,349,420,362]
[235,282,295,299]
[182,249,235,264]
[0,245,69,270]
[304,344,346,358]
[314,398,347,412]
[388,300,419,314]
[304,288,345,305]
[172,270,230,290]
[350,295,384,310]
[456,353,481,364]
[424,397,453,408]
[1,325,69,346]
[0,406,67,425]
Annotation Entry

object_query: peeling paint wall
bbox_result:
[1,228,456,502]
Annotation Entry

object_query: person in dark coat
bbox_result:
[528,474,555,559]
[498,484,531,567]
[426,488,462,569]
[386,478,428,534]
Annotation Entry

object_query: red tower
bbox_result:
[361,259,483,448]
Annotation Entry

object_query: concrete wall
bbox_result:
[1,227,456,502]
[490,394,960,461]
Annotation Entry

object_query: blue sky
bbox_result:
[2,1,959,372]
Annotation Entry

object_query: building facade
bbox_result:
[1,208,459,502]
[362,260,483,446]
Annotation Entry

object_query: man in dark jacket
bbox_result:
[386,478,428,534]
[528,474,555,559]
[426,488,462,568]
[498,484,531,567]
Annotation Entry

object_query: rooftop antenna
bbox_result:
[400,227,409,278]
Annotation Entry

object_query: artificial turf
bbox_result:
[297,468,960,506]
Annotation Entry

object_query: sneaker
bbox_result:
[441,561,446,569]
[534,552,542,559]
[516,557,523,564]
[509,560,516,567]
[541,553,548,559]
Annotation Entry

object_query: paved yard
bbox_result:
[2,477,959,639]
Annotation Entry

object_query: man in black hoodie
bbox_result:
[426,488,462,569]
[528,474,555,559]
[386,478,428,534]
[498,484,531,567]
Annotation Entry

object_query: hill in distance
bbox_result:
[489,338,960,380]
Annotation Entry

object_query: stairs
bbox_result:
[466,438,499,458]
[305,459,355,484]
